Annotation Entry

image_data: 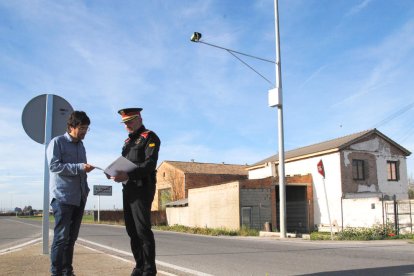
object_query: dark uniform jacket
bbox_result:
[122,125,161,201]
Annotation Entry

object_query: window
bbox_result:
[387,161,399,181]
[352,159,365,180]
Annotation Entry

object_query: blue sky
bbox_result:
[1,0,413,210]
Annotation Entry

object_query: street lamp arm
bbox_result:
[190,32,275,86]
[198,40,276,64]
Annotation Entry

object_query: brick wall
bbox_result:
[185,174,248,197]
[93,210,167,225]
[341,151,378,193]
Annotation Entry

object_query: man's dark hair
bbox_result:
[67,111,90,131]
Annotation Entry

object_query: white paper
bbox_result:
[98,156,138,177]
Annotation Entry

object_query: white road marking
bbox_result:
[78,238,214,276]
[0,238,42,255]
[78,243,177,276]
[2,219,214,275]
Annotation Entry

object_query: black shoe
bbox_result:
[131,268,142,276]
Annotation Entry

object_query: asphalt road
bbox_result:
[1,216,414,275]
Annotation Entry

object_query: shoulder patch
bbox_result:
[140,130,152,139]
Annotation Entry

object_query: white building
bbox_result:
[247,129,411,230]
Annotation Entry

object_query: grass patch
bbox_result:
[153,224,259,236]
[310,231,334,240]
[18,215,95,224]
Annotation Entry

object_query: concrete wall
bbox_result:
[341,195,384,228]
[188,182,240,230]
[166,206,189,226]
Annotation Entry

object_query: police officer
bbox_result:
[110,108,161,276]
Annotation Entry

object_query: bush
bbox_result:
[337,226,384,240]
[309,223,413,241]
[408,188,414,199]
[310,231,336,240]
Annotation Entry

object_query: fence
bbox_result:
[384,199,413,234]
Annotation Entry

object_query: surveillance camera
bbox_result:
[190,32,202,42]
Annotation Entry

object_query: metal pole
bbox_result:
[43,94,53,254]
[274,0,286,238]
[98,194,100,223]
[393,195,398,235]
[322,177,333,240]
[341,195,344,232]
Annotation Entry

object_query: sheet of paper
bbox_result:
[103,156,138,177]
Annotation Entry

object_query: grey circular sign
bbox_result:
[22,94,73,144]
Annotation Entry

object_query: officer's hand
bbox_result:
[111,170,129,183]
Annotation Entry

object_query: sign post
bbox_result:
[42,95,53,255]
[93,185,112,223]
[22,94,73,254]
[317,159,333,240]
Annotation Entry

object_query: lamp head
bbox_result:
[190,32,202,42]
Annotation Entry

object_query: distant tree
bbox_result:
[159,189,172,210]
[23,205,34,216]
[409,188,414,199]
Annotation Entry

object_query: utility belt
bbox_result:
[123,171,156,189]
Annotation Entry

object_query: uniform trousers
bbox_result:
[123,189,156,276]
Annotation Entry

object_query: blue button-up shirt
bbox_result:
[47,132,90,206]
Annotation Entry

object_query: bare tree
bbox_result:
[164,167,185,201]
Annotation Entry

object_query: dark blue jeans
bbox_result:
[50,198,86,276]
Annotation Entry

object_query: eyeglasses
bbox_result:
[123,120,135,125]
[77,126,90,132]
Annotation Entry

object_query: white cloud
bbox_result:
[345,0,372,17]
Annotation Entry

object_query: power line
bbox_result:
[399,122,414,143]
[374,102,414,128]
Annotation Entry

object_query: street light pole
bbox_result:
[190,0,287,236]
[274,0,287,238]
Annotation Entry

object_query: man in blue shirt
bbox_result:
[47,111,95,276]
